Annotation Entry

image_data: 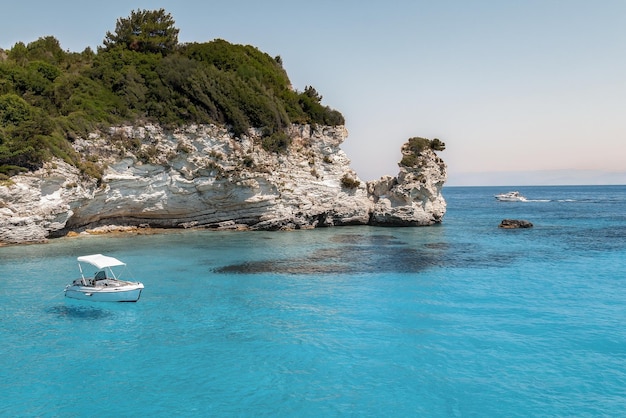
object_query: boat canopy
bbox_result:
[77,254,126,269]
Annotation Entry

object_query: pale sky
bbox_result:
[2,1,625,185]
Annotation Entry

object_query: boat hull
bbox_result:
[495,197,526,202]
[64,284,144,302]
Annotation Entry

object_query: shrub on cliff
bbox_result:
[340,174,360,189]
[0,93,78,175]
[399,137,446,167]
[261,132,291,153]
[0,9,345,177]
[430,138,446,151]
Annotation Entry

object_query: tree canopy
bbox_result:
[102,8,179,55]
[0,9,344,179]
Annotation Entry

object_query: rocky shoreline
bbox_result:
[0,123,447,245]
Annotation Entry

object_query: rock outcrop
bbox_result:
[499,219,534,229]
[0,124,447,244]
[367,141,447,226]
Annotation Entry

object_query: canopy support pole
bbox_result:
[78,263,86,285]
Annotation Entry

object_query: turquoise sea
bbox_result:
[1,185,625,417]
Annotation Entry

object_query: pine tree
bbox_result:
[102,9,179,55]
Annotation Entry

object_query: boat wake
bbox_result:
[524,199,578,203]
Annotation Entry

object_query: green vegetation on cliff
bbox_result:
[399,137,446,168]
[0,9,344,178]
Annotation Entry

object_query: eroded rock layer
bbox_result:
[0,124,447,244]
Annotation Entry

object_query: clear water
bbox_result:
[1,185,625,416]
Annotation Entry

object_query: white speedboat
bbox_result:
[64,254,144,302]
[494,191,527,202]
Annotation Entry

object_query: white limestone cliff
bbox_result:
[367,145,447,226]
[0,124,447,244]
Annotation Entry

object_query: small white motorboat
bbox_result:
[495,191,527,202]
[64,254,144,302]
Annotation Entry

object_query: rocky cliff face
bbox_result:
[0,124,446,244]
[368,142,447,226]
